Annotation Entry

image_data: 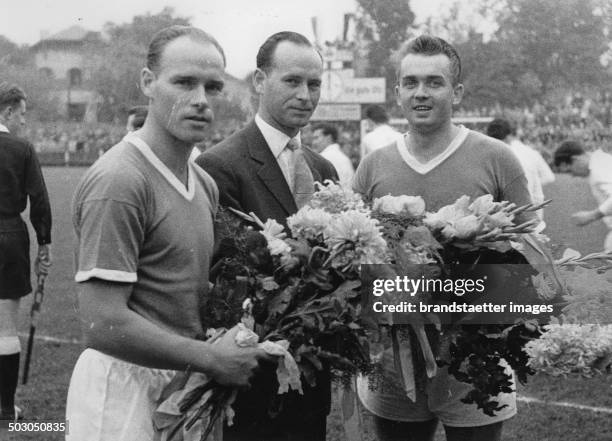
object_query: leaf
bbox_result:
[299,360,318,387]
[302,351,324,371]
[301,315,317,330]
[403,225,443,250]
[267,286,295,318]
[517,233,565,295]
[562,248,581,260]
[330,279,362,302]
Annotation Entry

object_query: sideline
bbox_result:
[18,333,612,415]
[18,333,80,345]
[518,395,612,414]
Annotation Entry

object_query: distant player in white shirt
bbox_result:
[361,104,403,157]
[487,118,555,227]
[311,123,354,187]
[554,140,612,252]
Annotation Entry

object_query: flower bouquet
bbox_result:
[525,249,612,377]
[153,181,387,440]
[363,193,567,416]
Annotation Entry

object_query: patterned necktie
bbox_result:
[285,138,315,209]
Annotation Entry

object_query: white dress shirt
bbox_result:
[507,139,555,209]
[255,114,300,189]
[362,124,403,156]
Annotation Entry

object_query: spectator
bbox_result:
[487,118,555,227]
[311,123,355,187]
[361,104,403,157]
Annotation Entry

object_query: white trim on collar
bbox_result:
[124,133,195,201]
[396,126,469,175]
[255,114,301,157]
[0,123,9,133]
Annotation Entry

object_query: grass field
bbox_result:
[5,167,612,441]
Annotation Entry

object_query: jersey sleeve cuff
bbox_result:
[75,268,137,283]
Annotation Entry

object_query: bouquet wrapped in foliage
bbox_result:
[364,193,567,416]
[152,179,611,440]
[154,181,387,440]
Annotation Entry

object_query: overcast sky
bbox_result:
[0,0,447,77]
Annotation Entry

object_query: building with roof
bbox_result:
[31,25,103,122]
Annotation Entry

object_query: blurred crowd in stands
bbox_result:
[29,91,612,168]
[456,91,612,163]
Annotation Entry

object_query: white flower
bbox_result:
[468,194,497,216]
[452,214,483,239]
[287,207,332,241]
[373,195,426,217]
[261,218,286,239]
[309,180,368,213]
[264,235,292,256]
[525,324,612,376]
[483,211,515,229]
[324,210,388,271]
[423,196,471,230]
[259,218,291,255]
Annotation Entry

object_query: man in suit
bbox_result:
[196,31,337,441]
[196,31,337,228]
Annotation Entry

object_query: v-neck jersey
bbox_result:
[395,126,469,175]
[72,137,219,337]
[124,133,196,201]
[353,128,532,213]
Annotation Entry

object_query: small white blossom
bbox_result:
[373,195,426,217]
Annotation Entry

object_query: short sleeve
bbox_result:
[352,154,372,198]
[497,151,535,224]
[73,198,144,283]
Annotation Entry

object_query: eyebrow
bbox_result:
[207,79,225,89]
[401,74,445,80]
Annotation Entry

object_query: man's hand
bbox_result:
[205,325,277,388]
[35,244,52,276]
[572,209,603,226]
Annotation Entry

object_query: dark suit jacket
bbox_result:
[195,121,338,228]
[196,121,338,440]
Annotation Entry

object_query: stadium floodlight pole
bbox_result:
[22,273,47,385]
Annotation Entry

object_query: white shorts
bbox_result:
[66,348,176,441]
[357,348,516,427]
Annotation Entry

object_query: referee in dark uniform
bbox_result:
[0,82,51,421]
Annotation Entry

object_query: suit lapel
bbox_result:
[302,147,324,185]
[246,122,297,215]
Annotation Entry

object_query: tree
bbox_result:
[0,35,62,121]
[354,0,415,105]
[495,0,610,97]
[85,7,191,122]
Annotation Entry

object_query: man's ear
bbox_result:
[141,68,156,99]
[253,68,266,95]
[452,83,464,106]
[0,105,12,124]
